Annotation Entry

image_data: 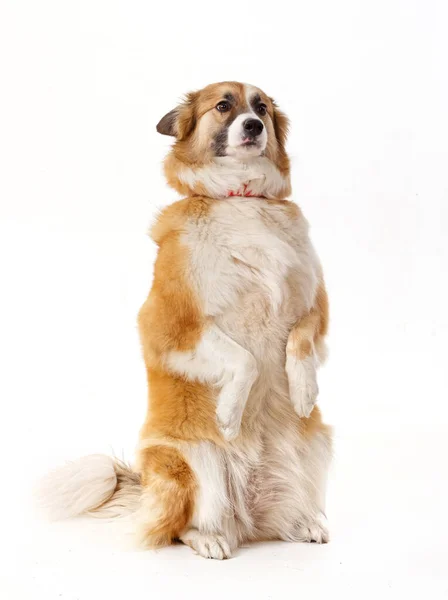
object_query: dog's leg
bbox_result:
[286,280,329,418]
[288,416,331,544]
[179,442,238,559]
[254,408,332,544]
[139,229,258,442]
[166,325,258,440]
[136,445,196,549]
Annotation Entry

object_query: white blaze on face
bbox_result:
[226,85,268,158]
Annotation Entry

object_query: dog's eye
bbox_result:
[216,101,231,112]
[257,103,267,116]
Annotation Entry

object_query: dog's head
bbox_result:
[157,82,291,199]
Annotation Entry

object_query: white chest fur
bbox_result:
[183,198,320,354]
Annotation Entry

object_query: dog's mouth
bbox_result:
[240,137,258,147]
[226,138,264,158]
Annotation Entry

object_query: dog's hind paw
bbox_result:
[180,529,232,559]
[293,518,329,544]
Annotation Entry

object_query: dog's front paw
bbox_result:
[291,381,318,418]
[286,354,318,418]
[216,358,257,441]
[216,400,242,441]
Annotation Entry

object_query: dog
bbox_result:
[38,81,332,559]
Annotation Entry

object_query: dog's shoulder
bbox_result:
[263,199,308,232]
[150,196,216,245]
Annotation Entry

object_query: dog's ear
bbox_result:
[156,109,178,137]
[271,100,290,150]
[156,92,198,140]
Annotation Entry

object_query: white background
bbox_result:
[1,0,447,598]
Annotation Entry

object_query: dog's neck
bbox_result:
[164,155,292,200]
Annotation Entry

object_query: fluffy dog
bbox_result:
[38,82,332,559]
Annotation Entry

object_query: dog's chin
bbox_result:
[226,143,265,160]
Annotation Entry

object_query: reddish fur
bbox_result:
[287,280,329,359]
[138,445,196,547]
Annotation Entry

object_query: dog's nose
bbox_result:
[243,118,264,137]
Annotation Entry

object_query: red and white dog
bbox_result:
[39,82,332,559]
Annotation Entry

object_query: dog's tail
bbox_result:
[36,454,142,520]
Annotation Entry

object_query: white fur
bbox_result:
[179,439,254,558]
[35,454,117,520]
[178,156,290,199]
[183,442,230,534]
[180,529,232,560]
[294,517,329,543]
[285,354,319,418]
[161,191,331,555]
[225,85,268,159]
[180,442,238,559]
[184,197,318,316]
[165,325,258,440]
[171,197,331,556]
[244,84,259,108]
[226,114,267,159]
[226,113,254,148]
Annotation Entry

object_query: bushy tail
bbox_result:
[36,454,142,520]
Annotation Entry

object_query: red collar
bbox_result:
[227,184,264,198]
